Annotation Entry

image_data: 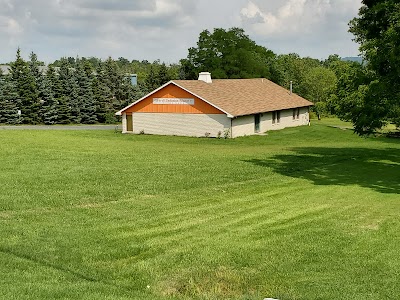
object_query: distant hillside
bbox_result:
[342,57,363,63]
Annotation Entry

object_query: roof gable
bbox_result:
[116,81,232,117]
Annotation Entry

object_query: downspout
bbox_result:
[231,118,233,138]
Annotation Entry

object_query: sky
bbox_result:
[0,0,363,64]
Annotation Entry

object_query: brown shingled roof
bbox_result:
[173,78,313,117]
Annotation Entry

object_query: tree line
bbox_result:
[0,50,177,125]
[0,42,360,126]
[1,0,398,134]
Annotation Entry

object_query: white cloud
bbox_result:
[240,0,362,58]
[0,0,362,63]
[240,0,334,36]
[0,16,23,35]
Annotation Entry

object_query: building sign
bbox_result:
[153,98,195,105]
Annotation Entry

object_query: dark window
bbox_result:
[255,114,260,133]
[272,111,280,124]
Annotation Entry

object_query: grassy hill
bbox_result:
[0,120,399,300]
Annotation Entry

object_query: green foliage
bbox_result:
[274,53,322,94]
[75,63,97,124]
[181,28,275,79]
[38,73,58,125]
[10,48,40,124]
[303,67,337,119]
[0,77,21,124]
[347,0,400,134]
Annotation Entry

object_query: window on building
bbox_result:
[272,111,280,124]
[293,108,300,120]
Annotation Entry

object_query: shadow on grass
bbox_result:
[244,147,400,194]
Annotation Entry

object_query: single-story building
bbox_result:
[116,72,313,138]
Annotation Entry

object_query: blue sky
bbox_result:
[0,0,362,64]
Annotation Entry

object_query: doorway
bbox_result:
[127,115,133,132]
[254,114,260,133]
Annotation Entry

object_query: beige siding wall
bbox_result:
[132,113,230,137]
[231,115,255,138]
[266,107,309,131]
[232,107,310,137]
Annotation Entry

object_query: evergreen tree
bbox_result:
[9,48,38,124]
[145,65,158,92]
[93,64,113,123]
[0,77,21,124]
[28,52,43,123]
[57,96,72,124]
[57,58,75,123]
[68,72,81,123]
[75,62,97,124]
[157,63,171,86]
[103,57,125,111]
[39,74,58,124]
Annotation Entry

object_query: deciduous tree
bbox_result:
[348,0,400,133]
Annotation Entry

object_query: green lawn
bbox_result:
[0,122,399,300]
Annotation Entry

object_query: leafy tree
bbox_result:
[181,28,275,79]
[348,0,400,133]
[274,53,321,95]
[303,67,337,119]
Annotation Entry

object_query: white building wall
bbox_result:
[232,107,310,137]
[265,107,309,131]
[132,113,231,137]
[231,115,255,138]
[122,113,128,133]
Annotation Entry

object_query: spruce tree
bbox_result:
[104,57,125,111]
[145,65,158,92]
[157,63,171,86]
[57,58,75,123]
[93,64,113,123]
[39,74,58,124]
[68,72,81,123]
[0,77,21,124]
[28,52,43,123]
[76,62,97,124]
[10,49,40,124]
